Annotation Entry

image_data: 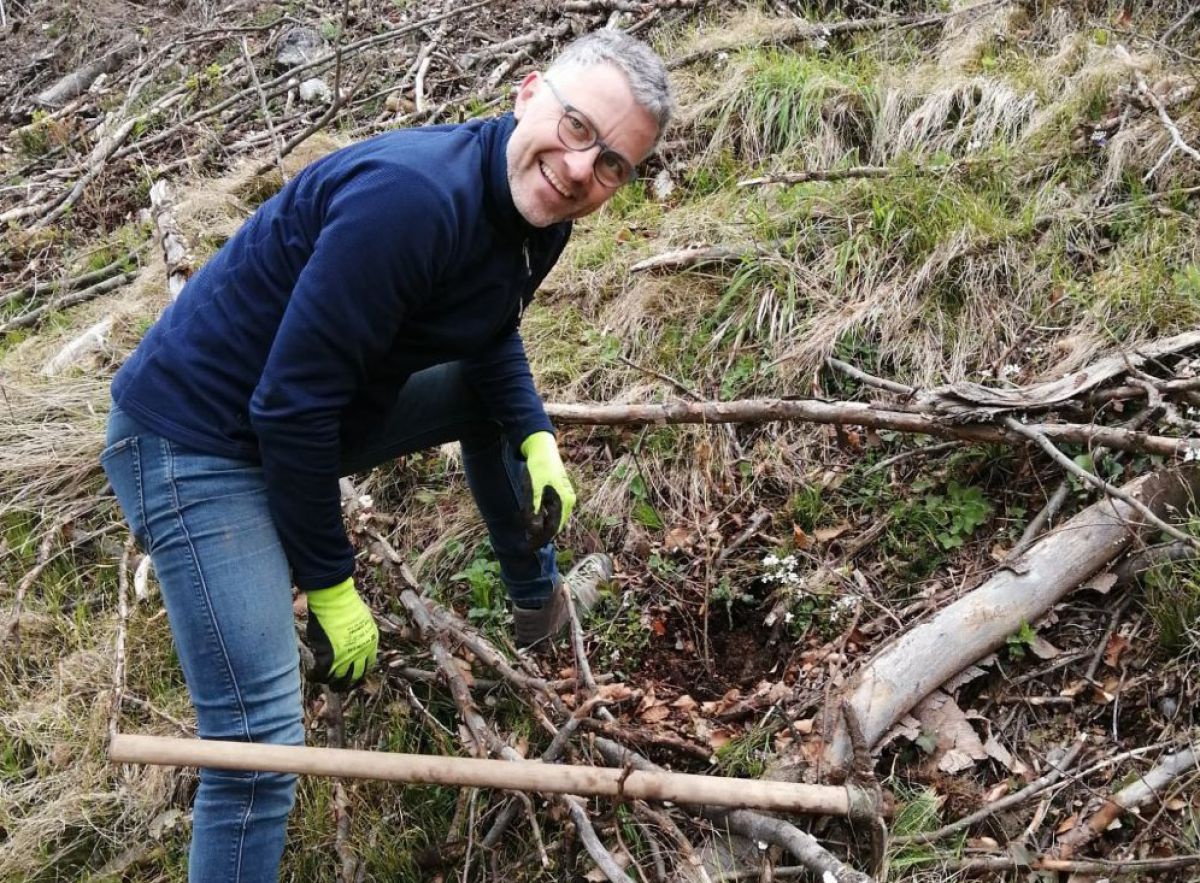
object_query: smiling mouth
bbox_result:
[539,160,572,200]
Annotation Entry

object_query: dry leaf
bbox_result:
[650,618,667,637]
[598,683,634,702]
[1056,813,1079,834]
[640,705,670,723]
[1103,634,1131,669]
[671,694,698,711]
[814,522,851,543]
[664,526,693,553]
[983,782,1010,802]
[913,691,988,773]
[792,524,813,550]
[1083,572,1117,595]
[707,729,734,751]
[792,717,814,735]
[1028,636,1061,660]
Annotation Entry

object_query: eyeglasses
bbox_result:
[542,78,635,189]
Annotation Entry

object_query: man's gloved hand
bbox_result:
[305,577,378,691]
[520,431,576,548]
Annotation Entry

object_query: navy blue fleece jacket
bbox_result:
[113,114,571,590]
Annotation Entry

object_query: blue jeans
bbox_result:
[101,361,558,882]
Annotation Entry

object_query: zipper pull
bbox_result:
[522,240,531,277]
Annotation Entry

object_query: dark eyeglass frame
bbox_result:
[542,78,636,189]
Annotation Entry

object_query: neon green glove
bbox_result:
[521,431,576,535]
[305,577,378,690]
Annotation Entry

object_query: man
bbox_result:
[99,28,672,883]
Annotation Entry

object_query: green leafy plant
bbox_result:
[1006,620,1038,660]
[451,555,504,625]
[923,480,992,550]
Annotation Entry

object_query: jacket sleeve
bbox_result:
[462,329,554,450]
[249,164,455,590]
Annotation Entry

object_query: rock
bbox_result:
[275,27,327,70]
[299,78,332,104]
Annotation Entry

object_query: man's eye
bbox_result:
[566,114,589,134]
[601,153,626,174]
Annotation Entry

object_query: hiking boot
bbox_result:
[512,553,614,649]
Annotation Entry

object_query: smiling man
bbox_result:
[100,29,672,883]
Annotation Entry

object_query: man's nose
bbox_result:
[562,147,598,185]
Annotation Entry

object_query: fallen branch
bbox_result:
[892,734,1088,845]
[820,466,1200,770]
[1052,746,1199,859]
[0,271,137,335]
[543,398,1200,458]
[1003,416,1200,551]
[149,181,192,300]
[667,0,1009,69]
[35,39,138,107]
[916,329,1200,417]
[629,244,755,273]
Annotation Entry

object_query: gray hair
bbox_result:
[548,30,674,139]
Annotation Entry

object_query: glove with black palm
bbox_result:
[305,577,378,691]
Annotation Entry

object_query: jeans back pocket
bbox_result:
[100,436,152,549]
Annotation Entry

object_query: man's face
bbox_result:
[506,64,659,228]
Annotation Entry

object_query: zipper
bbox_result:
[519,239,532,321]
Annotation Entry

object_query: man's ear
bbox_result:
[512,71,542,120]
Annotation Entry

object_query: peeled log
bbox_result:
[823,466,1200,770]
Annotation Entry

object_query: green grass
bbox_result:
[705,48,877,165]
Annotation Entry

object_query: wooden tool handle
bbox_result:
[110,733,851,815]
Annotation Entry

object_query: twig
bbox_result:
[738,165,897,187]
[1163,6,1200,43]
[864,440,961,476]
[618,355,700,400]
[826,357,916,397]
[1053,746,1199,858]
[108,537,134,740]
[567,795,632,882]
[716,509,771,565]
[0,247,145,311]
[869,853,1200,877]
[33,116,140,228]
[323,688,360,883]
[1114,540,1200,585]
[893,734,1088,844]
[1004,479,1069,563]
[3,519,63,651]
[1001,416,1200,551]
[1119,46,1200,178]
[0,271,137,335]
[1083,596,1132,684]
[240,37,286,182]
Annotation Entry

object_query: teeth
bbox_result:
[539,161,571,199]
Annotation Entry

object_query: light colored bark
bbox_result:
[821,466,1200,770]
[543,399,1200,458]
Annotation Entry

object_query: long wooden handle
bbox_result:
[110,733,850,815]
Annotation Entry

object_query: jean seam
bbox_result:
[163,436,257,880]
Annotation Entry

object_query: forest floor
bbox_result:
[2,0,1200,881]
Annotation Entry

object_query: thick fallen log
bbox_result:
[544,398,1200,458]
[819,466,1200,771]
